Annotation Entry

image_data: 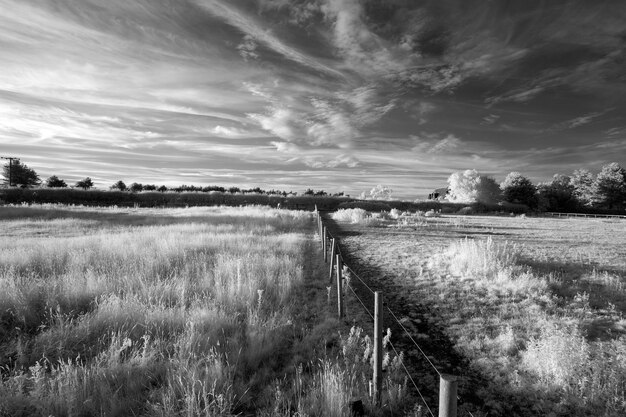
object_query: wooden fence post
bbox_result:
[318,216,323,246]
[328,238,336,282]
[438,375,458,417]
[336,254,344,319]
[373,291,383,406]
[323,226,328,262]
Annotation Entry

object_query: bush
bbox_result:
[331,208,381,225]
[423,209,440,217]
[457,206,474,215]
[337,201,391,212]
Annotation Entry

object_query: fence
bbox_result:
[544,212,626,219]
[315,206,465,417]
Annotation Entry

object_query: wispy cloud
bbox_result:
[237,35,259,61]
[481,114,501,126]
[196,0,345,79]
[428,135,463,154]
[551,110,610,130]
[1,0,624,199]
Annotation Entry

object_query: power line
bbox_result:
[1,156,19,187]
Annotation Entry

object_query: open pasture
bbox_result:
[330,211,626,416]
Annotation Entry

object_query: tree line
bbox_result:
[0,161,346,197]
[445,162,626,212]
[3,159,624,211]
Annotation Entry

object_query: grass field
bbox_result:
[330,210,626,416]
[0,204,422,417]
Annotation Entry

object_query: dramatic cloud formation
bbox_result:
[1,0,625,198]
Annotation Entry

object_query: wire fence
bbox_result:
[318,211,454,416]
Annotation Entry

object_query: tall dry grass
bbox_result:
[430,235,626,416]
[0,205,315,415]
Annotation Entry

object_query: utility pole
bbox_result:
[1,156,19,187]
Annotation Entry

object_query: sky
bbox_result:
[1,0,625,199]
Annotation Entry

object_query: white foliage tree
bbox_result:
[447,169,501,204]
[367,184,393,200]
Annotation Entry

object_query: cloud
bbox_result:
[486,84,549,106]
[320,0,406,76]
[271,141,302,153]
[605,127,626,137]
[300,154,360,169]
[551,110,609,131]
[392,64,464,93]
[481,114,500,126]
[428,134,462,154]
[336,86,396,126]
[410,132,466,156]
[306,98,356,147]
[245,82,395,148]
[211,125,253,138]
[248,107,301,141]
[196,0,345,79]
[237,35,259,61]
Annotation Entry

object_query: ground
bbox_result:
[325,212,626,417]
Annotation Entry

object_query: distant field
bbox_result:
[0,204,421,417]
[330,210,626,417]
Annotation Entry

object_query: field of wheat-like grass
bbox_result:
[0,205,319,416]
[0,204,419,417]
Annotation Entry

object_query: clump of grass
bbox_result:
[521,322,626,412]
[429,237,547,295]
[437,237,520,279]
[332,208,380,226]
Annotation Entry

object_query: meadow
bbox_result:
[330,209,626,416]
[0,204,419,417]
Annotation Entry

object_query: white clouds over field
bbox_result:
[1,0,625,197]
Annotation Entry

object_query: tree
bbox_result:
[537,174,577,212]
[157,185,168,192]
[110,180,127,191]
[2,160,40,188]
[129,182,143,193]
[143,184,157,191]
[447,169,501,204]
[45,175,67,188]
[501,172,538,208]
[369,184,393,200]
[594,162,626,210]
[570,169,596,207]
[75,177,94,190]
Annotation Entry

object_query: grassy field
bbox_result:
[330,210,626,416]
[0,204,422,417]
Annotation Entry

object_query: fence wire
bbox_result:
[320,214,457,416]
[385,306,442,377]
[387,339,436,417]
[345,281,374,321]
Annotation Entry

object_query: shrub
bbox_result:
[337,201,391,212]
[331,208,380,225]
[423,209,440,217]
